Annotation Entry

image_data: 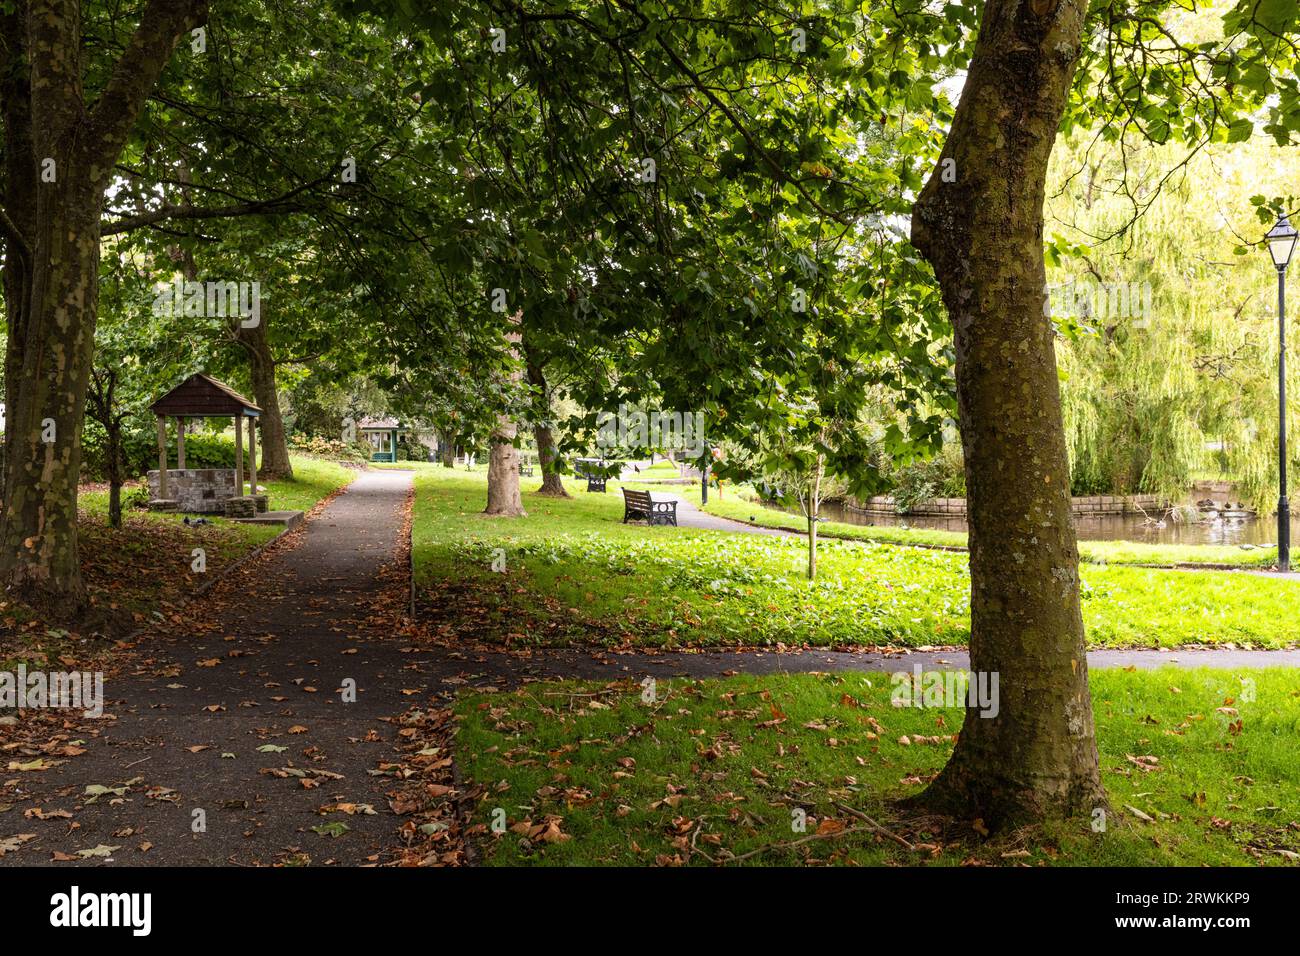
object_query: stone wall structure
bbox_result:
[851,493,1168,517]
[148,468,238,513]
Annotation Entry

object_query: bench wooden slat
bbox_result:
[621,487,677,527]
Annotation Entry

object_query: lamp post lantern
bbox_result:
[1267,213,1298,572]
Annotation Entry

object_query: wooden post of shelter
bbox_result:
[234,411,244,496]
[176,417,186,469]
[248,414,258,493]
[156,416,168,498]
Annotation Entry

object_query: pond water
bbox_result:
[809,498,1290,548]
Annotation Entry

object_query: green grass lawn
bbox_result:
[257,455,357,511]
[702,491,1278,569]
[411,469,1300,649]
[456,668,1300,866]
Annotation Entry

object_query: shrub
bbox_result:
[125,485,152,510]
[288,434,370,463]
[82,417,243,481]
[179,433,237,469]
[882,444,967,512]
[81,417,156,481]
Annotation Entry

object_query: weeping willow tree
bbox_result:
[1045,133,1298,512]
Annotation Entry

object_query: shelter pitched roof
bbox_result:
[150,373,261,417]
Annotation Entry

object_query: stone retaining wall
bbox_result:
[223,496,257,519]
[148,468,237,514]
[852,493,1167,517]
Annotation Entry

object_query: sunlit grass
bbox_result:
[412,469,1300,649]
[457,668,1300,866]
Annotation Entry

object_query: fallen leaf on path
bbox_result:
[0,833,35,856]
[24,808,72,820]
[7,758,54,772]
[76,844,120,858]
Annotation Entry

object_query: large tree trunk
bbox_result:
[438,432,456,468]
[908,0,1105,828]
[484,314,525,517]
[485,427,525,516]
[236,317,293,479]
[0,0,206,610]
[523,343,569,497]
[0,185,102,606]
[532,422,567,496]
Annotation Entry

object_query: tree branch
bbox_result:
[86,0,209,171]
[0,204,32,261]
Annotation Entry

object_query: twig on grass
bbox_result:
[832,801,915,850]
[723,823,875,863]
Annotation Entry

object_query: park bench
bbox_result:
[519,463,535,477]
[622,487,678,527]
[575,457,609,492]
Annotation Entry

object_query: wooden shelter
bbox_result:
[149,373,262,499]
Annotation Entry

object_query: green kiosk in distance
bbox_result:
[358,417,403,463]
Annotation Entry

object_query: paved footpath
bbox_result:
[5,470,1296,867]
[2,470,431,866]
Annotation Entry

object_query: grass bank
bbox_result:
[457,668,1300,866]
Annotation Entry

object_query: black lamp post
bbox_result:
[1267,213,1298,572]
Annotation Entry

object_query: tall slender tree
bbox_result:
[909,0,1106,824]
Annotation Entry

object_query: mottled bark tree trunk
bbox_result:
[438,432,456,468]
[909,0,1106,827]
[0,0,206,610]
[523,342,569,497]
[0,143,102,606]
[532,422,567,495]
[236,317,293,479]
[484,314,525,517]
[485,423,525,516]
